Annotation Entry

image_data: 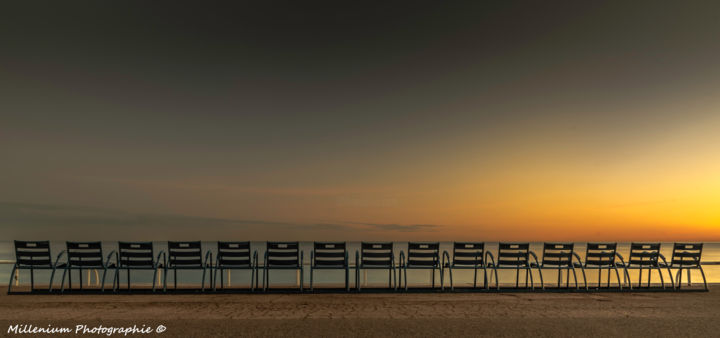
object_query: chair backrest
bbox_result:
[497,243,530,266]
[585,243,617,267]
[313,242,347,267]
[266,242,300,267]
[360,242,393,267]
[67,242,104,268]
[452,242,484,266]
[118,242,155,268]
[217,241,251,267]
[542,243,574,267]
[14,240,52,267]
[671,243,703,267]
[407,242,440,267]
[168,241,202,268]
[628,243,660,267]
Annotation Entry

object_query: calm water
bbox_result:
[3,241,719,289]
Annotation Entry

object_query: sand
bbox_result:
[1,287,719,337]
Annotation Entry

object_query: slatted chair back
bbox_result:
[360,242,394,267]
[628,243,660,267]
[67,242,104,267]
[14,241,52,268]
[313,242,346,267]
[542,243,574,267]
[118,242,154,268]
[407,242,440,267]
[497,243,530,266]
[452,242,484,266]
[585,243,617,267]
[168,241,202,268]
[671,243,703,267]
[217,241,251,267]
[266,242,300,267]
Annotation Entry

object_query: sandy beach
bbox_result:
[1,287,719,337]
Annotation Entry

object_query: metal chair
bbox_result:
[112,242,165,292]
[262,242,303,291]
[163,241,213,291]
[400,242,442,291]
[213,241,258,291]
[663,243,707,291]
[8,241,65,293]
[355,242,396,291]
[60,242,114,292]
[442,242,493,290]
[491,243,543,290]
[579,243,629,290]
[537,243,585,290]
[618,243,673,290]
[310,242,349,291]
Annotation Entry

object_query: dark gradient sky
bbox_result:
[2,2,720,241]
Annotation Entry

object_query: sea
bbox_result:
[2,241,718,289]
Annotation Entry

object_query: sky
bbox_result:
[1,2,719,241]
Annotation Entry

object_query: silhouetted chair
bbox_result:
[262,242,303,291]
[310,242,349,291]
[617,243,673,290]
[579,243,628,290]
[537,243,585,290]
[213,241,258,291]
[400,242,443,291]
[662,243,707,291]
[164,241,212,291]
[355,242,396,291]
[60,242,114,292]
[442,242,493,290]
[111,242,165,292]
[491,243,543,290]
[8,241,65,293]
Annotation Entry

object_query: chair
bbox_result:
[579,243,629,290]
[443,242,493,290]
[213,241,258,291]
[663,243,707,291]
[262,242,303,291]
[163,241,213,291]
[8,241,65,293]
[400,242,443,291]
[310,242,349,291]
[537,243,585,290]
[618,243,673,290]
[60,242,114,292]
[492,243,543,290]
[355,242,396,291]
[111,242,165,292]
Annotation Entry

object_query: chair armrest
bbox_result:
[155,250,166,268]
[528,250,541,267]
[442,250,451,268]
[204,250,213,268]
[658,253,671,268]
[484,251,496,267]
[614,252,627,267]
[104,250,117,268]
[399,251,406,268]
[571,251,584,267]
[53,250,67,268]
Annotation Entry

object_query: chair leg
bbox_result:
[79,268,83,290]
[432,269,435,289]
[300,267,304,292]
[537,267,544,290]
[345,267,349,292]
[516,269,519,288]
[60,267,68,293]
[100,269,107,292]
[687,268,692,286]
[647,268,652,288]
[472,266,476,289]
[163,268,168,292]
[30,268,34,291]
[613,267,622,290]
[112,269,118,292]
[8,265,17,294]
[571,267,579,289]
[656,267,665,289]
[450,267,455,291]
[174,269,177,290]
[152,268,158,292]
[127,269,131,291]
[310,267,314,292]
[638,267,643,288]
[404,266,408,291]
[49,267,57,292]
[201,268,207,291]
[699,266,708,291]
